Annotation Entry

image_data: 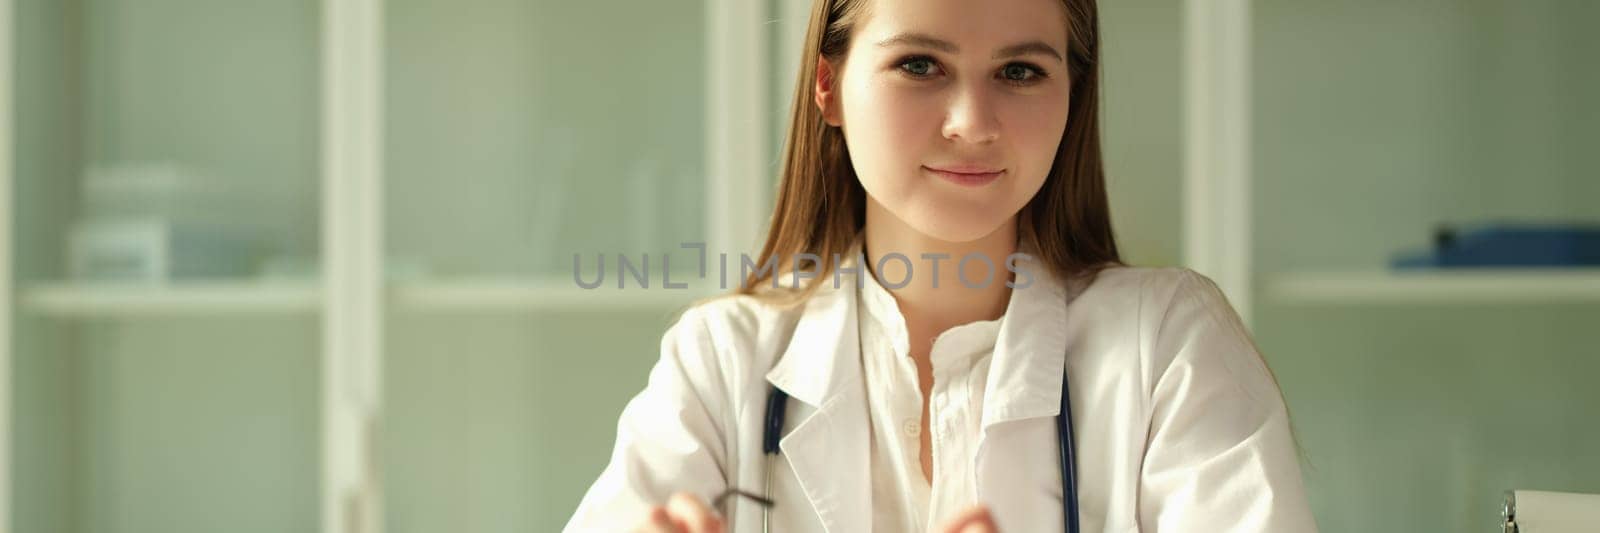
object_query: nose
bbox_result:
[941,82,1002,144]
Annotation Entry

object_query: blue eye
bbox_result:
[1000,63,1046,84]
[897,56,940,78]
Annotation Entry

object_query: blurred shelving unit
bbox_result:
[1219,0,1600,530]
[33,269,1597,317]
[391,277,716,312]
[1267,269,1600,305]
[19,281,322,317]
[7,0,331,529]
[18,277,714,317]
[3,0,783,531]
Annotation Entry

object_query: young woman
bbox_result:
[568,0,1316,531]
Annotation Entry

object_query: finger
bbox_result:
[937,505,996,533]
[635,506,684,533]
[665,492,724,533]
[961,518,998,533]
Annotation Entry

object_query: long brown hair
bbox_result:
[738,0,1121,303]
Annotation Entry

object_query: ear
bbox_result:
[813,55,843,127]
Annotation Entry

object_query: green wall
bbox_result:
[14,0,81,530]
[382,310,683,532]
[384,0,708,277]
[75,319,319,532]
[1254,0,1600,274]
[1101,0,1185,268]
[380,0,711,530]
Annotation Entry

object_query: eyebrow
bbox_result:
[874,32,1065,62]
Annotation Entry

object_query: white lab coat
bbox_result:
[566,261,1318,532]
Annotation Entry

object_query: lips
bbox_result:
[923,164,1005,187]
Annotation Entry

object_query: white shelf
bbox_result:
[21,280,323,317]
[392,277,717,312]
[1266,269,1600,305]
[19,277,729,317]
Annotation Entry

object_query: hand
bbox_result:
[936,504,1000,533]
[634,492,726,533]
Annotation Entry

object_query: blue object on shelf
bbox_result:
[1392,222,1600,269]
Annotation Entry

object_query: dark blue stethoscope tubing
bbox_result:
[762,388,789,455]
[1058,376,1082,533]
[762,383,1080,532]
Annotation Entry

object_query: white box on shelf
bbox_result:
[66,217,257,282]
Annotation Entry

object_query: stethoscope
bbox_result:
[757,370,1080,532]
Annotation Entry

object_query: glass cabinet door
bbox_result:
[379,0,781,530]
[1248,1,1600,530]
[9,0,323,531]
[6,0,798,531]
[384,1,710,280]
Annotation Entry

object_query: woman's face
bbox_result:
[818,0,1072,243]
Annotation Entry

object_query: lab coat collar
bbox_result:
[981,247,1075,430]
[762,254,864,408]
[764,235,1077,425]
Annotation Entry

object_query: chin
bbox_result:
[904,209,1011,244]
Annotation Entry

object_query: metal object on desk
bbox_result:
[1502,490,1600,533]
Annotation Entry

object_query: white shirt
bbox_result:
[857,262,1004,531]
